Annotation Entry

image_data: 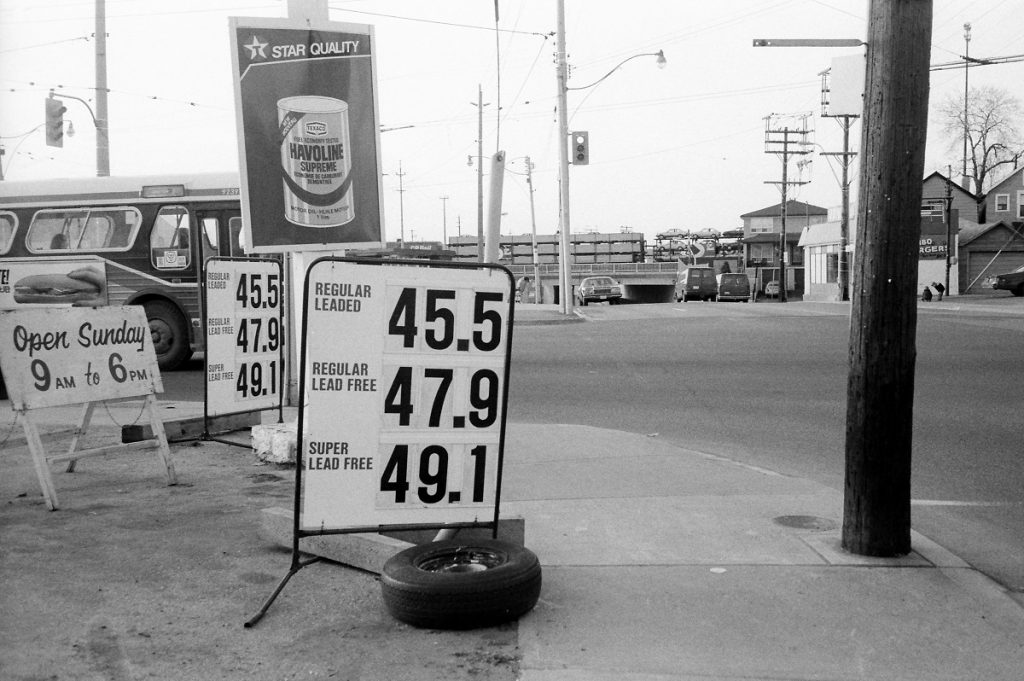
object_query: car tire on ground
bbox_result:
[380,538,542,630]
[144,300,191,371]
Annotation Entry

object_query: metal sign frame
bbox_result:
[246,256,515,626]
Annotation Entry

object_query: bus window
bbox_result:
[28,209,86,252]
[202,217,219,250]
[27,207,140,253]
[76,213,112,249]
[0,212,16,254]
[151,206,192,270]
[229,216,244,256]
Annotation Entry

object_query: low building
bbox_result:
[799,204,965,302]
[958,220,1024,293]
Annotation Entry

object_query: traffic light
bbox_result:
[45,97,67,148]
[571,131,589,165]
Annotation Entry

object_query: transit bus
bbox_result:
[0,173,246,370]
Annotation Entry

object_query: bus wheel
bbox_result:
[144,300,190,371]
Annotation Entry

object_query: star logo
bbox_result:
[244,35,268,60]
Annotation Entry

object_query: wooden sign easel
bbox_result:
[0,306,177,510]
[17,394,177,510]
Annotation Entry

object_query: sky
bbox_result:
[2,0,1022,247]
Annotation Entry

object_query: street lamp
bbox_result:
[48,89,109,177]
[555,0,665,314]
[567,50,667,92]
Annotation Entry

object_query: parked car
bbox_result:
[674,267,717,302]
[575,276,623,306]
[716,273,751,302]
[990,264,1024,296]
[764,280,781,298]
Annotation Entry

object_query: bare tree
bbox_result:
[940,85,1023,195]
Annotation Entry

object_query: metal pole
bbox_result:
[525,157,541,303]
[396,160,405,244]
[95,0,110,176]
[477,85,486,261]
[945,167,953,294]
[556,0,573,314]
[440,195,449,247]
[484,151,505,263]
[962,23,971,187]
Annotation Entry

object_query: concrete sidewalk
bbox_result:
[1,401,1023,680]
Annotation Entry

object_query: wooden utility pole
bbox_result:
[843,0,933,557]
[764,116,811,303]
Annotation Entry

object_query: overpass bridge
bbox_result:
[505,262,680,304]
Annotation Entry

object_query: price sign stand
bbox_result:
[202,257,286,445]
[246,257,515,627]
[0,307,176,510]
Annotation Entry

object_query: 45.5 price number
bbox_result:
[387,287,505,353]
[235,272,281,310]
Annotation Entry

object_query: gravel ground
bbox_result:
[0,430,520,681]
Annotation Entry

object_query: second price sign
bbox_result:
[300,258,514,531]
[204,258,284,417]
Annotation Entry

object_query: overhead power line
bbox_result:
[930,53,1024,71]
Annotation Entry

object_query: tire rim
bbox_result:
[415,547,506,573]
[149,319,172,355]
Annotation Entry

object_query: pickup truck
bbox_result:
[990,264,1024,296]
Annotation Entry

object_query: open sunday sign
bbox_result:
[0,306,162,410]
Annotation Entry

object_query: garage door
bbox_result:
[966,250,1024,292]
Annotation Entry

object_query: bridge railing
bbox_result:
[505,262,678,277]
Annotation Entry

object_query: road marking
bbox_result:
[911,499,1021,507]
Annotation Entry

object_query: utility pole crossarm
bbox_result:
[753,38,865,48]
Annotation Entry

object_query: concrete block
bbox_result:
[260,507,410,574]
[252,422,298,464]
[259,507,526,575]
[122,411,260,443]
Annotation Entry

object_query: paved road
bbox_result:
[505,297,1024,601]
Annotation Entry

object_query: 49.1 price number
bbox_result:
[376,442,494,508]
[234,359,279,399]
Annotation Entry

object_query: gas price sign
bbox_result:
[300,258,514,531]
[204,258,284,417]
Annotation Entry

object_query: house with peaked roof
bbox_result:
[921,171,980,223]
[979,165,1024,223]
[740,200,828,296]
